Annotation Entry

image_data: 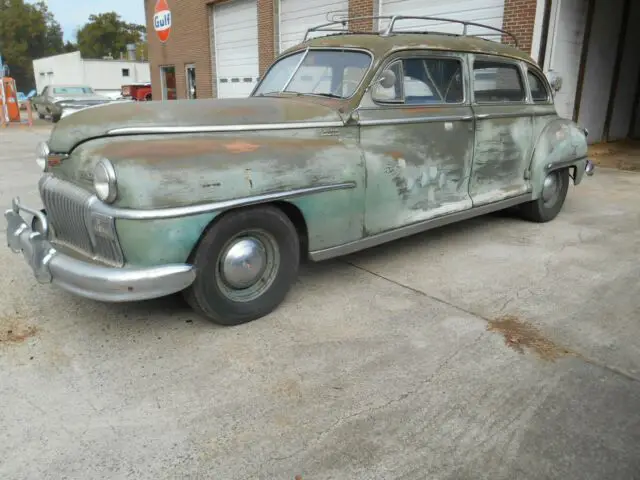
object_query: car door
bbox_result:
[468,55,534,206]
[356,50,474,235]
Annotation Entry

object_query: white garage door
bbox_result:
[279,0,349,53]
[378,0,505,38]
[213,0,259,98]
[542,0,589,119]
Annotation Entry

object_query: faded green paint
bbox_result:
[288,186,365,250]
[528,117,590,197]
[115,213,218,266]
[47,96,347,154]
[35,31,592,270]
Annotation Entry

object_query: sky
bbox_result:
[27,0,147,42]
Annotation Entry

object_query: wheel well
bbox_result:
[272,201,309,261]
[186,201,310,264]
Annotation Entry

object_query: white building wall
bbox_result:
[32,51,84,94]
[32,51,150,99]
[83,60,151,98]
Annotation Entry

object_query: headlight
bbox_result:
[36,141,49,171]
[93,158,117,203]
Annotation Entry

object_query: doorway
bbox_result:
[160,65,177,100]
[186,64,197,99]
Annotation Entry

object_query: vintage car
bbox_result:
[30,84,113,123]
[5,16,594,326]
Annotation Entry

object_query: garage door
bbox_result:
[213,0,259,98]
[279,0,349,53]
[378,0,505,38]
[542,0,589,120]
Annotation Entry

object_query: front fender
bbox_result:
[528,118,589,199]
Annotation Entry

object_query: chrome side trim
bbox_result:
[107,120,345,135]
[358,115,473,126]
[475,112,528,120]
[309,194,533,261]
[92,181,357,220]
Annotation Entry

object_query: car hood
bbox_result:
[48,96,347,153]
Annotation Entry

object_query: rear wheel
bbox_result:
[519,168,570,223]
[51,114,61,123]
[183,205,300,326]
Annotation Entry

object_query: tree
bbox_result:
[76,12,146,60]
[0,0,66,91]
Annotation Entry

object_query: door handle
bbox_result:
[460,115,474,121]
[476,114,490,119]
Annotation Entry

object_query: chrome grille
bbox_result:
[39,176,124,266]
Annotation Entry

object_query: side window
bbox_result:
[373,56,464,105]
[527,70,550,103]
[473,60,525,103]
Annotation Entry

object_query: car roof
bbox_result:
[290,32,539,67]
[50,84,93,89]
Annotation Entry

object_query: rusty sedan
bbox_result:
[4,16,594,326]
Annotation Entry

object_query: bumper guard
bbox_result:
[5,197,196,302]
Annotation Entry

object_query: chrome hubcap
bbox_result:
[542,172,560,204]
[216,230,280,303]
[220,238,267,289]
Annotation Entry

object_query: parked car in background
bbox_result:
[30,84,113,122]
[120,82,152,101]
[6,16,595,327]
[16,92,28,110]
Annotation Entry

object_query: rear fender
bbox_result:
[528,118,589,199]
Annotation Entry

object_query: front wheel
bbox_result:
[519,168,570,223]
[183,205,300,326]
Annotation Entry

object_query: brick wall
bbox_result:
[146,0,214,100]
[502,0,538,53]
[258,0,276,75]
[348,0,375,32]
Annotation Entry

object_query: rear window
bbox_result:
[527,70,550,103]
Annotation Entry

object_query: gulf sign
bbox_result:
[154,0,171,43]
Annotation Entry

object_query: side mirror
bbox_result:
[546,70,563,93]
[378,69,397,89]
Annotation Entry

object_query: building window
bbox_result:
[122,68,130,77]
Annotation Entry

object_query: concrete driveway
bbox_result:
[1,128,639,480]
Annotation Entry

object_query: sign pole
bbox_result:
[0,53,8,125]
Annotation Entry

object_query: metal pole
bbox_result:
[0,53,9,124]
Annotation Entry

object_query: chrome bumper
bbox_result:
[5,198,196,302]
[585,159,595,176]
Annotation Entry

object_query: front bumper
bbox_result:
[5,198,196,302]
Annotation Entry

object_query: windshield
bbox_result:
[253,49,372,99]
[53,86,94,95]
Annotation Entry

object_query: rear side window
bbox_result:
[527,70,550,103]
[473,60,525,103]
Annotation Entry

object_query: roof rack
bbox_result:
[303,14,519,47]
